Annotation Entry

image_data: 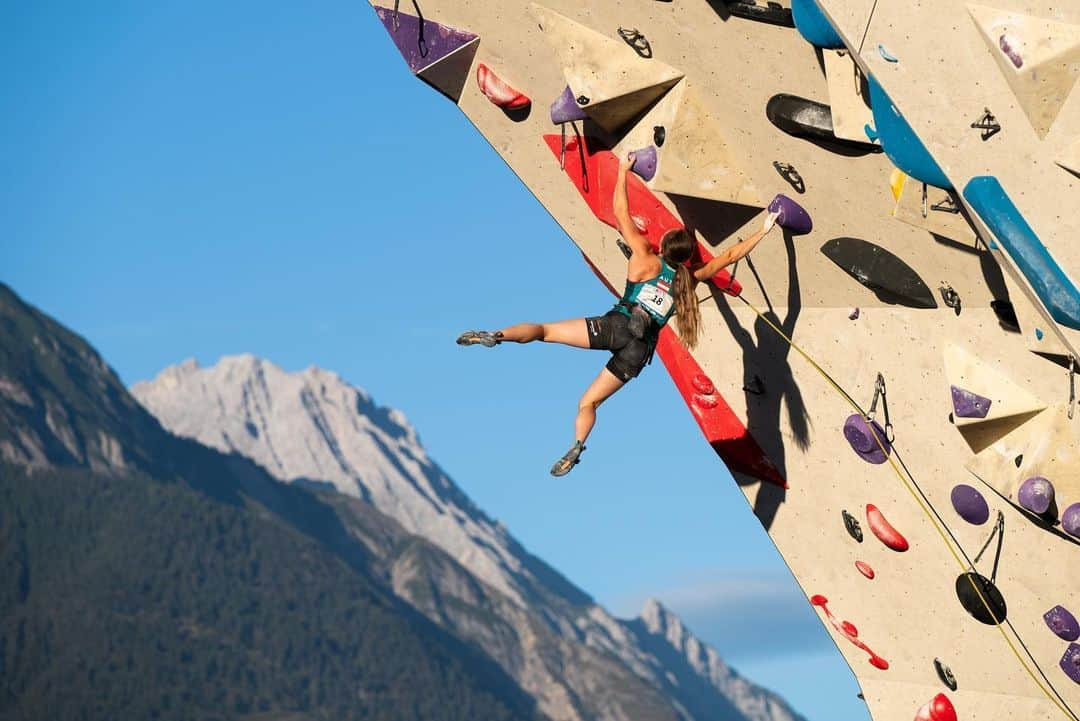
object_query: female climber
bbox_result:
[457,152,780,476]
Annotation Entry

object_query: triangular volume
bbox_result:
[968,4,1080,138]
[530,3,684,133]
[418,38,479,102]
[965,404,1080,508]
[626,81,763,206]
[944,346,1045,429]
[374,5,479,75]
[892,177,975,244]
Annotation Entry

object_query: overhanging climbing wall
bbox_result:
[367,2,1080,720]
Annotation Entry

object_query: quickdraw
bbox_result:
[973,511,1006,585]
[867,372,895,443]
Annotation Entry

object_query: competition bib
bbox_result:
[636,284,673,319]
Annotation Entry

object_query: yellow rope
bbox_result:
[732,293,1077,721]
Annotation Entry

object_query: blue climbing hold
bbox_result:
[1036,328,1045,340]
[791,0,845,49]
[867,76,951,189]
[877,44,899,63]
[964,176,1080,331]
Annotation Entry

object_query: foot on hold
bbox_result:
[456,330,502,347]
[550,441,585,477]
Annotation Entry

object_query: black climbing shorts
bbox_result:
[586,310,653,383]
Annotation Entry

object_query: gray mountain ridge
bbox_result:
[133,355,809,721]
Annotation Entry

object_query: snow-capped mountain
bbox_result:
[133,355,807,721]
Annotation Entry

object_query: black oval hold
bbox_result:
[955,572,1007,625]
[654,125,666,147]
[934,657,958,691]
[842,509,863,543]
[576,95,590,106]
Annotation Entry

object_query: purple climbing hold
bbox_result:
[1017,476,1055,515]
[767,194,813,235]
[374,6,478,73]
[550,86,589,125]
[843,414,891,464]
[1045,606,1080,642]
[950,385,992,419]
[1063,503,1080,538]
[951,484,990,525]
[1061,643,1080,685]
[630,146,659,182]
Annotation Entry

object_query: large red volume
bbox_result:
[548,133,783,489]
[542,134,742,295]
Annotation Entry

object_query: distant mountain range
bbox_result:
[0,281,806,721]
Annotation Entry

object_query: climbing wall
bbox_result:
[367,2,1080,720]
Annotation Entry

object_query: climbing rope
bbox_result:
[729,291,1080,721]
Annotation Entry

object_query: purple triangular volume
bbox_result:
[374,6,478,74]
[951,385,992,418]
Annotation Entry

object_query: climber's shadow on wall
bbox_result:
[707,229,811,531]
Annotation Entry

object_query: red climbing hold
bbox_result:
[810,595,890,669]
[866,504,909,551]
[855,560,875,579]
[914,693,957,721]
[692,374,716,395]
[693,393,719,410]
[476,64,530,109]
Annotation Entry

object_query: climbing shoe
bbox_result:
[456,330,502,347]
[550,441,585,477]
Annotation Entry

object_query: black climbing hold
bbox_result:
[991,300,1020,332]
[934,658,958,691]
[955,572,1008,625]
[842,509,863,543]
[1014,454,1023,468]
[618,27,653,58]
[821,237,938,309]
[766,94,880,152]
[743,376,765,395]
[971,108,1001,141]
[616,237,633,259]
[653,125,666,147]
[722,0,795,28]
[772,161,805,194]
[576,95,590,106]
[939,283,962,316]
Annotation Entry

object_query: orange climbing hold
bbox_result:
[855,560,875,579]
[476,64,530,109]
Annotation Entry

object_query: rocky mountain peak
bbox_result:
[132,354,808,721]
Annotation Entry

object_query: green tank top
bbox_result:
[616,260,678,326]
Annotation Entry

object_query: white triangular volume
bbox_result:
[623,80,763,207]
[965,404,1080,504]
[968,4,1080,138]
[530,3,684,133]
[944,345,1045,427]
[418,37,480,102]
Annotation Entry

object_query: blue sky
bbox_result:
[2,3,866,719]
